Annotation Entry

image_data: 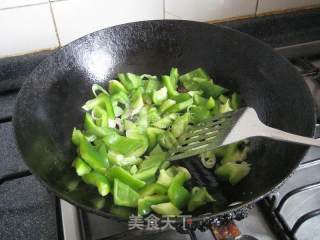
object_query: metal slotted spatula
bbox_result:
[169,107,320,161]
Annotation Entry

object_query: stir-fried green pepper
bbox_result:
[72,67,250,216]
[108,166,146,190]
[82,171,111,196]
[113,178,140,207]
[215,162,251,185]
[151,202,182,216]
[72,157,91,176]
[138,195,169,215]
[187,187,215,211]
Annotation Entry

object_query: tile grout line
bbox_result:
[163,0,165,19]
[49,1,62,47]
[0,1,48,12]
[254,0,259,17]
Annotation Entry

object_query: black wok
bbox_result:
[13,20,315,226]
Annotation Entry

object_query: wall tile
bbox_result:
[165,0,257,22]
[257,0,320,14]
[0,4,59,58]
[51,0,164,46]
[0,0,48,10]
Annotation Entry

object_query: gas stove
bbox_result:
[1,10,320,240]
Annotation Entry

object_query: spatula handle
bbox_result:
[263,126,320,147]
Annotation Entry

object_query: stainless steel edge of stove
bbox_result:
[60,200,81,240]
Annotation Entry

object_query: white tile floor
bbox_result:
[0,0,318,58]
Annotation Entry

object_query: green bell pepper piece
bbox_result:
[113,178,140,207]
[171,93,192,103]
[158,132,177,149]
[194,94,207,105]
[91,106,109,128]
[159,99,176,113]
[180,68,210,90]
[146,128,165,152]
[157,169,173,187]
[126,128,149,157]
[84,113,116,138]
[218,94,229,104]
[151,113,177,129]
[139,153,166,171]
[170,67,179,88]
[130,165,138,175]
[109,166,146,190]
[134,166,158,181]
[197,80,225,98]
[219,99,233,113]
[79,134,108,174]
[151,202,182,216]
[118,73,142,90]
[152,87,168,106]
[107,150,142,167]
[145,76,160,94]
[72,157,91,176]
[215,162,251,185]
[171,113,190,138]
[149,144,164,155]
[168,167,191,209]
[72,128,83,146]
[82,171,111,196]
[147,107,161,123]
[138,195,169,215]
[108,80,128,94]
[206,97,216,110]
[139,183,168,197]
[187,187,214,212]
[190,105,211,124]
[130,87,144,116]
[164,98,193,114]
[159,160,170,170]
[162,75,179,97]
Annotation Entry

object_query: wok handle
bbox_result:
[263,125,320,147]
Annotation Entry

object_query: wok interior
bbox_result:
[14,21,314,220]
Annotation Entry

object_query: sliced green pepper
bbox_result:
[158,132,177,149]
[139,183,168,197]
[180,68,210,90]
[159,99,176,113]
[157,169,173,187]
[109,166,146,190]
[206,97,216,110]
[126,128,149,157]
[170,67,179,88]
[215,162,251,185]
[72,157,91,176]
[138,195,169,215]
[152,113,177,129]
[108,80,128,94]
[113,178,140,207]
[151,202,182,216]
[219,99,233,113]
[168,167,191,209]
[102,133,144,157]
[145,76,160,94]
[79,134,108,174]
[146,128,165,152]
[162,75,179,97]
[190,105,211,124]
[147,107,161,123]
[82,171,111,196]
[171,93,192,103]
[164,98,193,114]
[72,128,83,146]
[187,187,214,211]
[107,150,142,167]
[152,87,168,106]
[171,113,190,138]
[118,73,142,90]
